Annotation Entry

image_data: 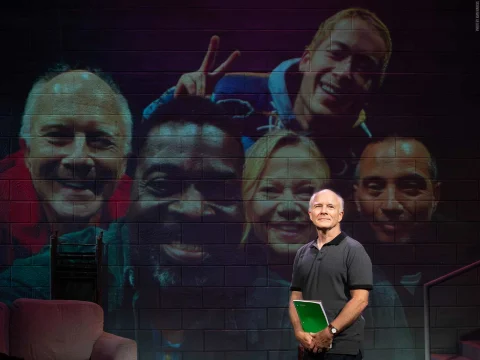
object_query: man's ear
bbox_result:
[353,183,361,212]
[432,181,441,213]
[125,267,135,288]
[299,50,311,72]
[120,156,128,177]
[20,138,32,171]
[19,138,27,153]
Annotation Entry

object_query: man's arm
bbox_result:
[289,291,314,351]
[311,241,372,350]
[289,290,304,335]
[289,246,316,352]
[310,288,369,351]
[329,289,369,332]
[331,241,372,332]
[142,36,239,122]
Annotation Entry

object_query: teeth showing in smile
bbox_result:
[169,241,202,252]
[56,179,96,192]
[163,241,205,262]
[320,83,338,95]
[270,223,306,233]
[62,181,89,190]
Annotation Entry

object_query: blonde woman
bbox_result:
[241,129,331,264]
[231,129,331,351]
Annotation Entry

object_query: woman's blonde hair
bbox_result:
[241,129,330,244]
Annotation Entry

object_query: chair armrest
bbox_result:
[91,332,137,360]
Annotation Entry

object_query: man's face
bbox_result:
[354,139,440,243]
[251,144,329,255]
[308,190,344,231]
[298,17,387,121]
[24,71,127,222]
[128,121,243,271]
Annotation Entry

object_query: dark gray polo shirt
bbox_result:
[290,231,373,355]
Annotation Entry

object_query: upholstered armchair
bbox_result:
[0,298,136,360]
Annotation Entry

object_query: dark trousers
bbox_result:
[303,350,362,360]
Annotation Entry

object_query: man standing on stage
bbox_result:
[289,189,372,359]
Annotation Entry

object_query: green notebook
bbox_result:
[293,300,329,333]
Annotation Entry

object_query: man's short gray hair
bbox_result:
[309,189,345,211]
[19,63,132,155]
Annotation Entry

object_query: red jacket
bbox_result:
[0,150,132,263]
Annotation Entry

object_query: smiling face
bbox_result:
[295,17,387,126]
[308,189,344,231]
[250,144,329,255]
[24,71,128,222]
[354,139,440,242]
[128,121,243,265]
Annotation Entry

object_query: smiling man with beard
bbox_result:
[123,95,244,358]
[128,95,244,262]
[0,63,132,264]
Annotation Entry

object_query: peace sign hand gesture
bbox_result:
[173,35,240,98]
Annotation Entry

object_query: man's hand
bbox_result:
[310,328,333,353]
[174,35,240,98]
[295,330,314,351]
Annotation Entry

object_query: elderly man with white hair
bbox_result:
[0,63,133,264]
[290,189,373,359]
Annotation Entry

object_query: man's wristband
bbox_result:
[328,324,338,335]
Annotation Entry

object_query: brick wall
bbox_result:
[0,1,478,360]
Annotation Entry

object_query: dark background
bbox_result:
[0,0,479,358]
[1,0,479,217]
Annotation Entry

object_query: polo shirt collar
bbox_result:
[309,231,347,248]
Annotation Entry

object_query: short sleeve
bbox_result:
[347,241,373,291]
[290,247,304,292]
